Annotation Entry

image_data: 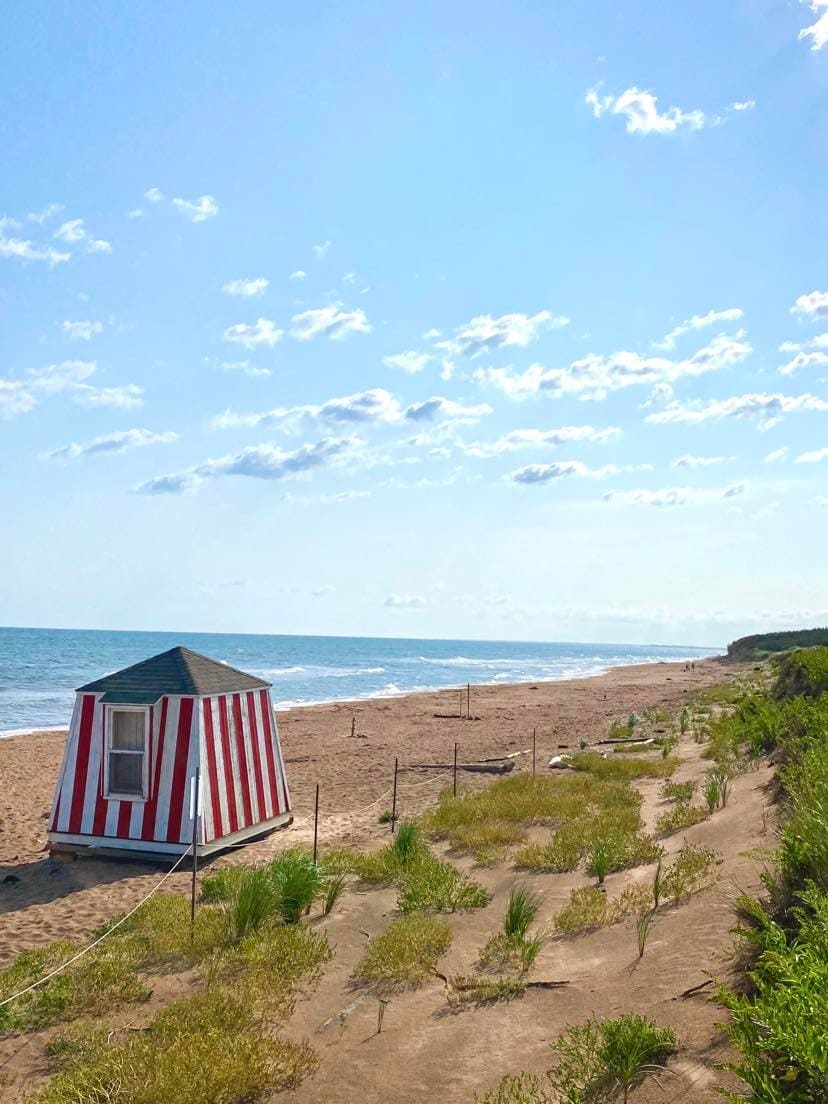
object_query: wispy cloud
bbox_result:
[654,307,743,351]
[54,218,86,243]
[223,318,284,349]
[509,460,647,485]
[0,224,69,266]
[779,350,828,376]
[311,241,331,258]
[799,0,828,50]
[142,188,219,222]
[645,391,828,430]
[73,384,144,409]
[61,320,104,341]
[383,350,434,374]
[791,290,828,319]
[136,436,358,495]
[213,359,271,379]
[403,397,492,423]
[670,454,730,469]
[47,428,178,461]
[436,309,566,360]
[385,593,426,609]
[27,203,63,224]
[604,483,746,506]
[586,85,706,134]
[461,425,620,459]
[87,238,112,254]
[796,447,828,463]
[289,270,306,281]
[222,277,269,298]
[475,333,750,401]
[764,447,789,463]
[290,304,371,341]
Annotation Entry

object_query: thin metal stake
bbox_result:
[390,757,399,834]
[189,769,201,941]
[532,728,537,776]
[467,682,471,718]
[453,741,458,797]
[312,783,320,864]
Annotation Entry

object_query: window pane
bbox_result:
[111,711,145,750]
[109,752,144,795]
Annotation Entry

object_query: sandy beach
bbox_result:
[0,658,727,966]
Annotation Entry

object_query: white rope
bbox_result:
[0,845,193,1009]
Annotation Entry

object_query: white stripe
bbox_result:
[210,696,230,838]
[129,799,144,838]
[197,700,214,842]
[238,694,260,824]
[251,691,273,820]
[268,693,290,812]
[55,695,82,832]
[80,701,105,834]
[177,702,202,845]
[153,696,180,840]
[104,798,120,836]
[222,695,245,829]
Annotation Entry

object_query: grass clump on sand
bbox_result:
[661,779,696,803]
[553,885,651,935]
[446,974,528,1006]
[480,888,545,973]
[661,844,721,903]
[446,821,528,865]
[568,752,680,782]
[516,809,660,878]
[34,989,317,1104]
[612,740,656,754]
[326,824,490,913]
[219,924,333,1013]
[478,1013,677,1104]
[0,938,149,1036]
[353,915,452,985]
[655,803,709,837]
[200,848,326,930]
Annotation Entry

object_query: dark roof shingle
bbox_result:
[77,646,270,697]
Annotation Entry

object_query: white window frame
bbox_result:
[104,705,150,802]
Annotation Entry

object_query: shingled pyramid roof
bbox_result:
[77,646,270,698]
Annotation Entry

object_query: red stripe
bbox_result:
[232,694,253,828]
[245,691,267,821]
[91,707,108,837]
[258,689,281,814]
[68,696,96,834]
[142,698,169,841]
[165,698,194,842]
[117,802,132,838]
[203,699,223,840]
[50,792,61,833]
[218,697,239,833]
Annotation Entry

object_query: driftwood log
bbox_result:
[596,735,655,746]
[404,760,515,775]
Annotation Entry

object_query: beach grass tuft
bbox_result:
[352,914,452,985]
[655,803,710,837]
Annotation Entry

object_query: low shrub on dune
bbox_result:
[353,914,452,985]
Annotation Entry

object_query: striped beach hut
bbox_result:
[48,646,292,858]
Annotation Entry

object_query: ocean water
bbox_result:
[0,626,719,734]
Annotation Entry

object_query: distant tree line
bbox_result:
[727,627,828,661]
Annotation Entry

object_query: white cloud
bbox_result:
[654,307,743,350]
[779,350,828,375]
[54,218,85,243]
[289,270,306,281]
[0,380,37,418]
[437,309,566,359]
[47,428,178,461]
[791,290,828,319]
[62,320,104,342]
[729,100,756,111]
[0,228,70,266]
[586,85,706,135]
[144,187,164,203]
[214,360,271,379]
[796,447,828,463]
[212,388,404,431]
[764,447,789,463]
[311,241,331,258]
[403,397,492,424]
[26,359,98,393]
[223,318,284,349]
[800,0,828,50]
[476,332,750,401]
[74,384,144,410]
[462,425,620,459]
[383,350,433,374]
[290,303,372,341]
[780,333,828,354]
[509,460,645,484]
[127,208,145,219]
[27,203,63,224]
[136,436,357,495]
[604,482,746,507]
[670,454,729,469]
[385,593,426,609]
[222,277,269,298]
[647,392,828,430]
[171,195,219,222]
[86,239,112,254]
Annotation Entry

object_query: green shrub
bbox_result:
[661,844,721,903]
[0,939,149,1036]
[661,779,696,803]
[656,803,709,837]
[353,915,451,984]
[396,856,491,913]
[268,850,324,923]
[553,885,651,935]
[33,989,317,1104]
[446,820,528,864]
[775,646,828,700]
[103,894,230,963]
[224,924,332,1012]
[568,753,680,781]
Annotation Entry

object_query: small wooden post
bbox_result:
[532,728,537,776]
[189,769,201,941]
[467,682,471,718]
[312,783,320,864]
[453,741,458,797]
[390,757,399,834]
[350,716,356,739]
[459,687,464,718]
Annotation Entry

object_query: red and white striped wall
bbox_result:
[48,687,290,855]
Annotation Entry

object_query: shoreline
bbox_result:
[0,652,724,739]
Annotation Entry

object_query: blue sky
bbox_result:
[1,0,827,646]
